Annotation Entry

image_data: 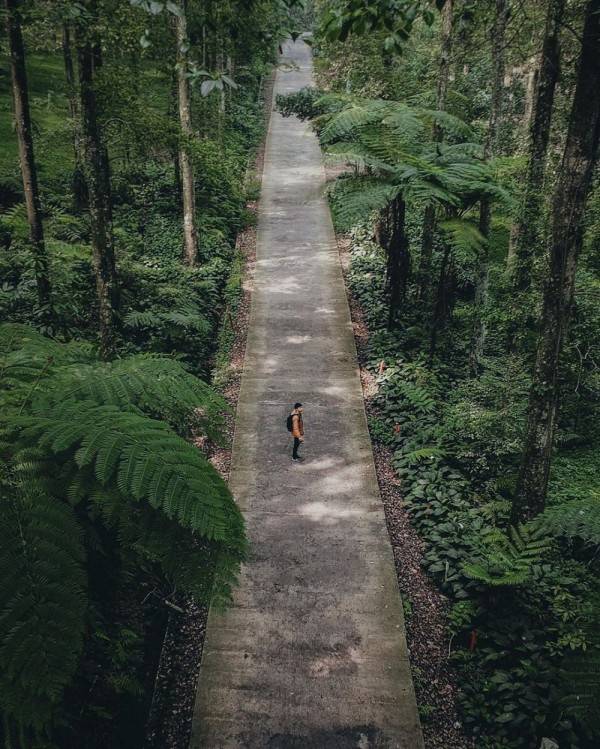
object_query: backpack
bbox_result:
[286,413,294,432]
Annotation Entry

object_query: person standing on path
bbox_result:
[290,402,304,461]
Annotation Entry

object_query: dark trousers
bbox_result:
[293,437,301,459]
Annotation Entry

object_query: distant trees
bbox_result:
[513,0,600,521]
[5,0,51,310]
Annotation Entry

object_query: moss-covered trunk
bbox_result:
[510,0,565,290]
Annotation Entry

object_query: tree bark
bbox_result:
[512,0,600,522]
[76,22,118,360]
[418,0,454,301]
[5,0,51,310]
[510,0,565,290]
[384,196,410,330]
[175,0,199,266]
[469,0,509,375]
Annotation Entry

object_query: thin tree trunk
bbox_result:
[385,196,410,330]
[509,0,565,289]
[429,243,452,362]
[76,22,118,360]
[469,0,509,375]
[418,0,454,301]
[170,68,182,195]
[175,0,199,266]
[512,0,600,522]
[5,0,51,310]
[62,24,87,210]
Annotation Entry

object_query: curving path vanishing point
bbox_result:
[190,39,424,749]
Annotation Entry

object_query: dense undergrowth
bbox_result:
[275,2,600,744]
[343,226,600,748]
[0,1,282,744]
[0,54,268,376]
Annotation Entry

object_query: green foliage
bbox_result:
[561,646,600,737]
[0,325,244,733]
[463,524,552,587]
[540,496,600,546]
[319,0,442,56]
[0,492,86,730]
[276,86,326,120]
[344,223,600,747]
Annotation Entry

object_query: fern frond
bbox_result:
[124,308,210,335]
[540,496,600,545]
[320,99,391,143]
[34,354,228,438]
[0,492,86,729]
[439,218,486,256]
[462,523,552,587]
[331,177,400,225]
[18,401,242,542]
[417,108,473,139]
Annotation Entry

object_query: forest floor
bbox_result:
[336,233,475,749]
[142,74,274,749]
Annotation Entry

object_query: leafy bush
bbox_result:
[276,86,325,120]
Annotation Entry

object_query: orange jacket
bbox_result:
[291,410,304,438]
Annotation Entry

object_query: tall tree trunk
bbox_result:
[512,0,600,522]
[5,0,51,310]
[469,0,509,375]
[384,196,410,330]
[62,24,87,210]
[509,0,565,289]
[76,22,118,360]
[418,0,454,301]
[175,0,199,266]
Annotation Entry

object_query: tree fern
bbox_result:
[0,326,244,732]
[36,354,228,438]
[1,324,228,438]
[317,97,503,232]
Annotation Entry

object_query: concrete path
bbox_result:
[190,39,424,749]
